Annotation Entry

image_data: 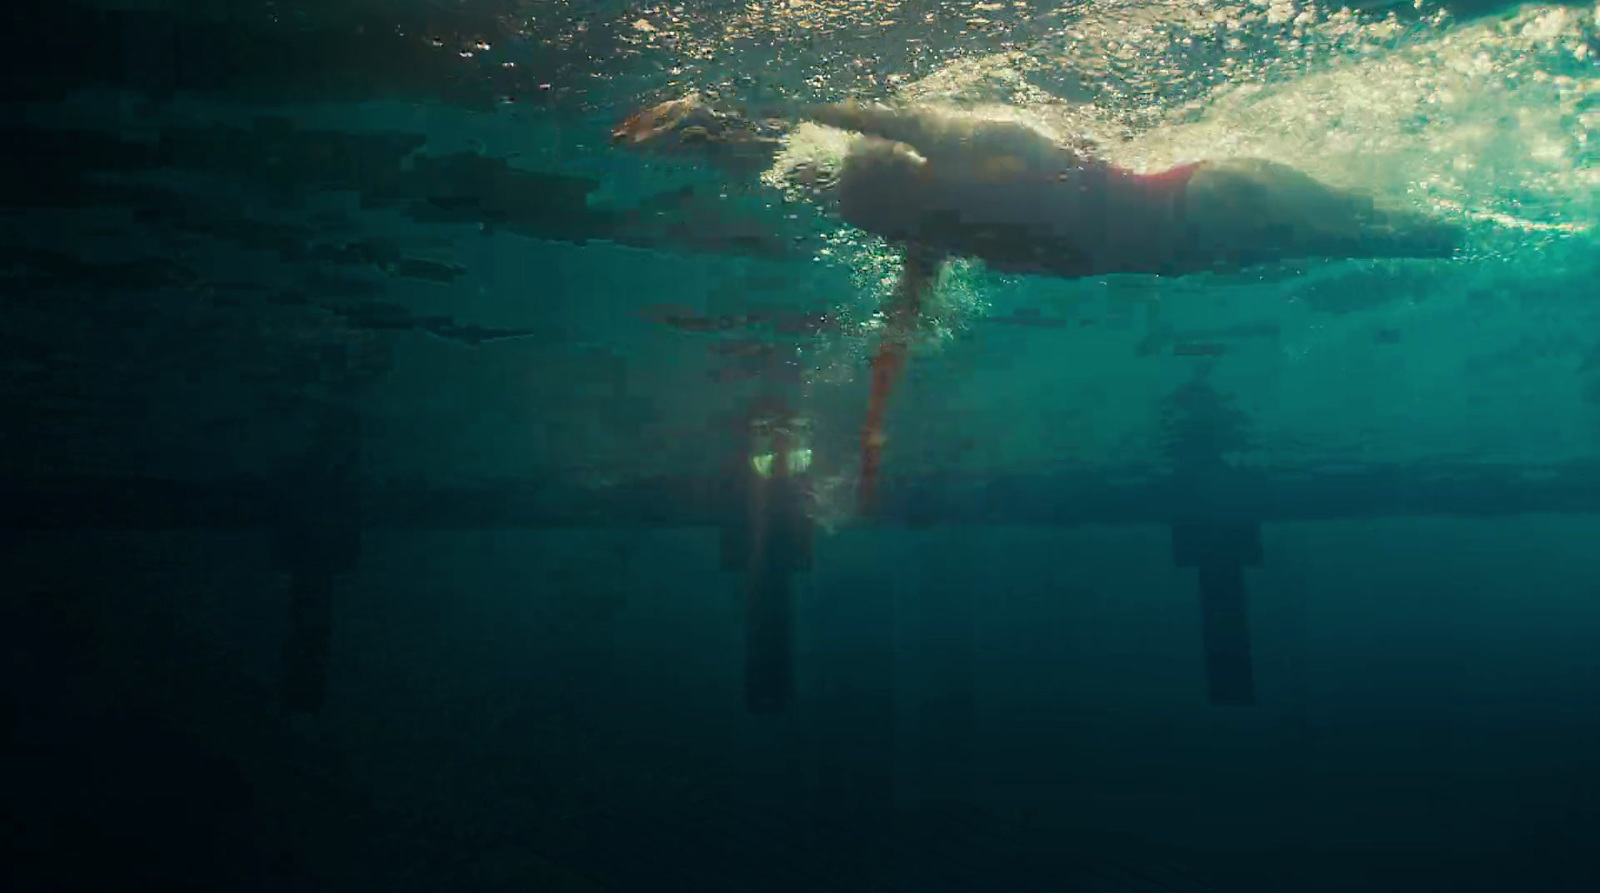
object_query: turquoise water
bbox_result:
[356,2,1600,491]
[7,3,1595,491]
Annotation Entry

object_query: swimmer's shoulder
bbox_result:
[934,108,1100,169]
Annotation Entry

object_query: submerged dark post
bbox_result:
[274,405,362,715]
[913,544,978,808]
[721,402,814,713]
[1172,519,1261,706]
[1160,379,1263,706]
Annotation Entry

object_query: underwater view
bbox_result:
[4,1,1599,890]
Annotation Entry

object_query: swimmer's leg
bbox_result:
[1182,159,1462,265]
[858,242,943,517]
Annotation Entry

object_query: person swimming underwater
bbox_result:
[613,91,1464,285]
[614,92,1463,513]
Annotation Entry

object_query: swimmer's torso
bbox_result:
[825,116,1201,277]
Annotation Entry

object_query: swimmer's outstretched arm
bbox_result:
[615,94,1058,167]
[804,100,1075,166]
[611,95,912,153]
[803,100,950,153]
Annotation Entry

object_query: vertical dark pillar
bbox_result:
[744,560,796,714]
[720,404,814,714]
[1159,378,1261,705]
[1172,520,1262,706]
[805,528,899,834]
[813,551,898,820]
[280,572,335,715]
[915,546,977,807]
[274,406,362,716]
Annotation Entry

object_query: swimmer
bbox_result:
[614,92,1463,513]
[612,92,1464,284]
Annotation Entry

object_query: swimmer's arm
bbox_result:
[802,101,1076,167]
[803,101,950,153]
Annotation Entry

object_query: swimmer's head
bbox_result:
[613,93,787,172]
[612,93,714,147]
